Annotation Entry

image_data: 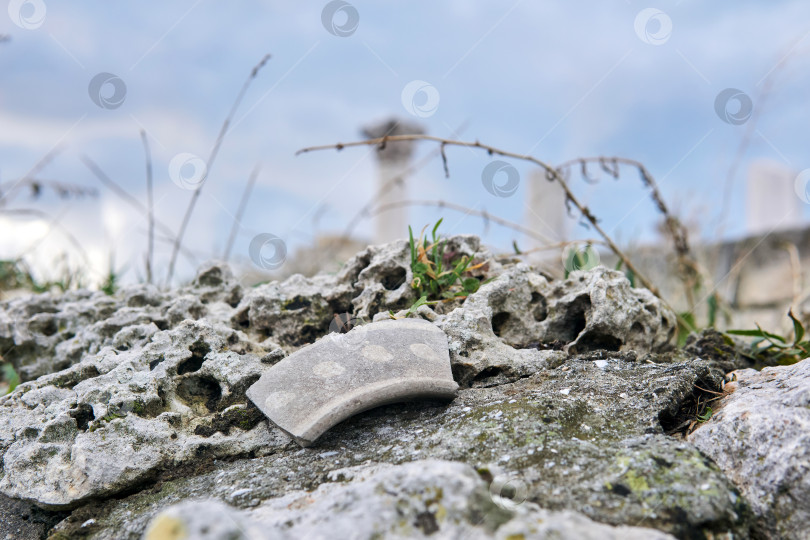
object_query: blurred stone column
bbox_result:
[361,119,424,245]
[746,158,802,235]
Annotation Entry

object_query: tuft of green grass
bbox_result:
[726,309,809,366]
[2,363,20,395]
[406,219,487,311]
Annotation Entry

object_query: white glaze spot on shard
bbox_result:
[266,391,295,409]
[409,343,441,362]
[362,344,393,363]
[313,361,346,378]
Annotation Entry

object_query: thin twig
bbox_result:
[342,121,470,239]
[297,134,662,298]
[80,155,198,267]
[166,53,271,285]
[557,155,699,310]
[782,241,802,308]
[223,163,261,262]
[369,199,556,245]
[140,130,154,284]
[1,207,90,267]
[0,146,67,206]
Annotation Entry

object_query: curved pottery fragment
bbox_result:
[247,318,458,447]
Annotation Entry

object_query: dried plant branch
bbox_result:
[369,198,556,246]
[297,134,662,298]
[166,53,271,285]
[343,121,470,240]
[1,207,90,267]
[0,146,65,206]
[140,130,154,284]
[557,155,700,310]
[223,164,261,262]
[782,241,802,307]
[80,155,198,267]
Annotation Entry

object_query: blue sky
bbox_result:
[1,1,809,285]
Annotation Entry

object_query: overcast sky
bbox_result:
[1,1,809,286]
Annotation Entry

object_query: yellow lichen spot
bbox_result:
[143,515,188,540]
[435,505,447,522]
[504,534,526,540]
[624,469,650,492]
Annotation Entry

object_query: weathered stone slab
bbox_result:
[688,358,810,539]
[247,318,458,447]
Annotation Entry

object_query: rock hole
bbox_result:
[548,294,591,342]
[473,366,504,382]
[659,379,721,436]
[178,341,210,375]
[491,312,511,337]
[69,403,95,431]
[176,375,222,413]
[154,319,169,331]
[232,306,251,329]
[571,332,623,353]
[610,483,632,497]
[284,296,311,310]
[31,316,58,337]
[381,267,407,290]
[630,322,645,335]
[414,511,439,535]
[293,324,326,347]
[530,292,548,321]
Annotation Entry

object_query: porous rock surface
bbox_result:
[142,461,675,540]
[0,235,799,539]
[688,358,810,540]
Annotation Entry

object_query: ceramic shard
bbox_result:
[247,318,458,447]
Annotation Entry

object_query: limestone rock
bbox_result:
[0,319,288,509]
[688,358,810,539]
[439,264,675,386]
[0,263,245,383]
[142,460,675,540]
[50,353,753,539]
[0,237,764,539]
